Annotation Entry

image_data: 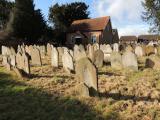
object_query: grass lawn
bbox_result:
[0,67,107,120]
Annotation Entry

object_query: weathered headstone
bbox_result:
[100,44,112,63]
[122,51,138,71]
[47,43,52,56]
[74,45,87,61]
[144,46,155,56]
[93,43,99,51]
[113,43,119,52]
[62,50,74,73]
[10,55,16,67]
[145,55,160,70]
[2,55,8,66]
[88,45,94,62]
[93,50,104,68]
[57,47,64,66]
[110,52,123,70]
[75,57,98,96]
[31,48,42,66]
[135,46,144,57]
[51,46,59,67]
[23,53,30,74]
[16,52,24,69]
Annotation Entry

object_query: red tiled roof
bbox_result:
[138,35,160,41]
[120,36,138,41]
[68,16,110,32]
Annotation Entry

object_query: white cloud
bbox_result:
[93,0,144,21]
[118,24,149,36]
[92,0,149,36]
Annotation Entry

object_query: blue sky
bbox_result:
[33,0,150,36]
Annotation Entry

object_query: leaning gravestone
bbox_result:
[88,45,94,62]
[62,50,74,73]
[110,52,123,70]
[74,45,87,61]
[144,46,155,56]
[31,48,42,66]
[93,50,104,68]
[145,55,160,70]
[51,46,59,67]
[75,57,98,96]
[135,46,144,57]
[23,53,30,74]
[122,51,138,71]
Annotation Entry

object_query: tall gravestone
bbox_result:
[62,50,74,73]
[110,52,123,70]
[113,43,119,52]
[31,48,42,66]
[135,46,144,57]
[75,57,98,96]
[122,51,138,71]
[51,46,59,67]
[93,50,104,68]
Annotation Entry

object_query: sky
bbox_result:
[34,0,150,36]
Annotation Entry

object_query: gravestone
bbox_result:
[39,45,46,59]
[144,46,155,56]
[135,46,144,57]
[100,44,112,63]
[57,47,64,66]
[145,55,160,70]
[93,50,104,68]
[126,45,133,52]
[110,52,123,70]
[47,43,52,56]
[10,47,16,55]
[2,55,8,66]
[10,55,16,67]
[16,52,24,69]
[62,50,74,73]
[51,46,59,67]
[23,53,30,74]
[122,51,138,71]
[113,43,119,52]
[6,61,11,71]
[88,45,94,62]
[31,48,42,66]
[74,45,87,61]
[93,43,99,51]
[75,57,98,96]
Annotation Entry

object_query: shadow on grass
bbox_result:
[99,92,160,102]
[98,72,121,76]
[0,72,110,120]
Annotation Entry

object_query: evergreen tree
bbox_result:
[0,0,14,30]
[142,0,160,33]
[6,0,46,43]
[48,2,89,44]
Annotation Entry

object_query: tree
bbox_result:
[6,0,46,43]
[0,0,14,30]
[142,0,160,33]
[48,2,89,44]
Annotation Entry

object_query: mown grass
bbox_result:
[0,67,115,120]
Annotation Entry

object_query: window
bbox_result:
[91,35,97,43]
[71,36,75,43]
